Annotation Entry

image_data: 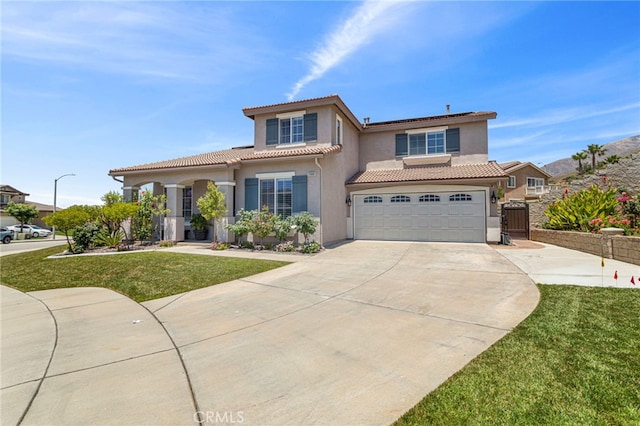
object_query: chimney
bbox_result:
[446,104,451,114]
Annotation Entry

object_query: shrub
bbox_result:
[73,222,101,251]
[252,206,276,246]
[96,229,125,248]
[301,241,321,254]
[275,241,295,252]
[226,209,255,243]
[272,215,293,243]
[211,241,229,250]
[544,185,618,231]
[240,241,255,250]
[293,212,318,243]
[159,240,174,247]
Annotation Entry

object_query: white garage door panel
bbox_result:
[354,191,486,243]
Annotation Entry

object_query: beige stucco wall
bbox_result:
[251,105,336,150]
[358,121,489,170]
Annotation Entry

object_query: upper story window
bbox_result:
[0,194,10,206]
[508,176,516,188]
[335,115,343,145]
[266,112,317,146]
[527,177,544,188]
[395,128,460,157]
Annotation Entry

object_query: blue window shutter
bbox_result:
[266,119,278,145]
[446,128,460,153]
[303,113,317,142]
[395,134,408,156]
[292,175,308,213]
[244,178,258,211]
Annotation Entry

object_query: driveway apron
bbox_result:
[146,241,539,425]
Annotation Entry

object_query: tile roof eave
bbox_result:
[108,162,230,176]
[345,176,507,187]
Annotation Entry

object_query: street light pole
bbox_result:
[52,173,76,239]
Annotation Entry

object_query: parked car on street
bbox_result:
[1,227,13,244]
[6,224,53,238]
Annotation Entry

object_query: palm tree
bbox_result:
[572,151,588,174]
[586,144,607,170]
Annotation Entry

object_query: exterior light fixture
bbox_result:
[346,196,352,206]
[491,191,497,204]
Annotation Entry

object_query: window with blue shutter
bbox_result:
[244,178,258,211]
[395,134,408,156]
[446,128,460,153]
[267,113,317,145]
[303,113,317,142]
[266,119,278,146]
[292,175,308,214]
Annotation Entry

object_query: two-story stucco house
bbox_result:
[109,95,507,244]
[499,161,553,202]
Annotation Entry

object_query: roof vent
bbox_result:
[363,117,370,126]
[446,104,451,114]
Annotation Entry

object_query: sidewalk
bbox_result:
[494,240,639,288]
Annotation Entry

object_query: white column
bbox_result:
[164,184,184,241]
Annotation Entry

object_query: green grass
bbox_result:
[395,285,640,425]
[0,247,289,302]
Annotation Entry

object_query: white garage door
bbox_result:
[353,191,486,243]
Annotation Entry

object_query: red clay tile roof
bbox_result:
[499,161,522,170]
[346,162,507,185]
[242,94,340,114]
[109,145,342,174]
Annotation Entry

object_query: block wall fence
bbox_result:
[531,228,640,266]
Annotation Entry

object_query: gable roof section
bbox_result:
[346,162,507,185]
[109,145,342,175]
[242,94,363,131]
[499,161,552,178]
[0,185,29,196]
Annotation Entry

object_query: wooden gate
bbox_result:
[501,202,530,239]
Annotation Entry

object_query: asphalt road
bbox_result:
[0,237,68,256]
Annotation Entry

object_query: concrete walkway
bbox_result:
[494,240,639,288]
[1,241,539,425]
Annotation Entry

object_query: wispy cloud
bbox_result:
[286,0,408,101]
[1,2,267,83]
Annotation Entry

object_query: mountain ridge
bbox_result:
[542,135,640,177]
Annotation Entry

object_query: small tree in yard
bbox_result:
[132,191,169,242]
[97,202,139,248]
[293,211,318,244]
[5,202,38,233]
[44,205,94,251]
[196,182,226,242]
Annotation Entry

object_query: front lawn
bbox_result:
[395,285,640,425]
[0,247,289,302]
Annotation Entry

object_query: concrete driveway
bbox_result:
[1,241,539,425]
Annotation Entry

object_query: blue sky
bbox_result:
[2,1,639,207]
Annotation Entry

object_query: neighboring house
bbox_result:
[109,94,508,244]
[0,184,55,228]
[499,161,553,202]
[0,185,29,227]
